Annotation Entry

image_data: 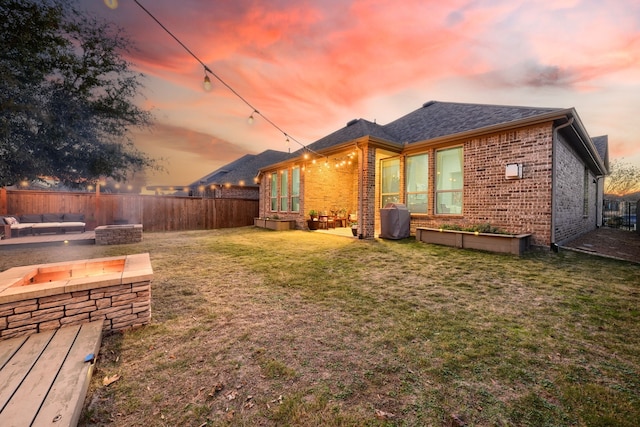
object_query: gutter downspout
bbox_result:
[356,142,364,239]
[551,117,574,251]
[594,175,604,228]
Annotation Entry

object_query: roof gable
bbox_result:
[295,118,399,154]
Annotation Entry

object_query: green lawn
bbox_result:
[2,227,638,426]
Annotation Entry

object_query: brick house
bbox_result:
[256,101,609,248]
[187,150,293,199]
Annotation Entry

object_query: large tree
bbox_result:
[0,0,156,188]
[605,159,640,197]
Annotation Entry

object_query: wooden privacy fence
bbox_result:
[0,189,258,232]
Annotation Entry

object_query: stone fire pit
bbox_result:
[0,253,153,339]
[95,224,143,245]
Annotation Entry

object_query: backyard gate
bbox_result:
[603,199,637,231]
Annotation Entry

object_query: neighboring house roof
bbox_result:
[592,135,610,173]
[192,149,293,187]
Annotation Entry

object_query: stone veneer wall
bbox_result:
[0,281,150,339]
[0,254,152,340]
[95,224,143,245]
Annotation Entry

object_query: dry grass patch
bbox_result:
[1,227,638,426]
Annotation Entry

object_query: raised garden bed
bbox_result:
[254,218,296,231]
[416,227,531,256]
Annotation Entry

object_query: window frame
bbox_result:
[270,172,278,212]
[405,153,429,214]
[583,167,589,217]
[435,146,464,215]
[279,169,289,212]
[291,166,300,213]
[380,157,401,208]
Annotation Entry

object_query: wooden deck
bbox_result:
[0,321,103,427]
[0,232,95,251]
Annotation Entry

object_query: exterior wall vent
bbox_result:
[505,163,522,179]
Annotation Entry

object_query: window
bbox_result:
[270,173,278,211]
[280,170,289,211]
[405,154,428,213]
[435,147,463,214]
[583,167,589,217]
[291,167,300,212]
[380,158,400,207]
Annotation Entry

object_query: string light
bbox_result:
[104,0,118,9]
[203,73,212,91]
[247,111,256,124]
[130,0,323,158]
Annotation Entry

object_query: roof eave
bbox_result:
[258,136,401,174]
[563,110,608,175]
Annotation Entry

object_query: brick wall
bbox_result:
[0,280,151,340]
[256,122,600,246]
[260,154,359,230]
[410,123,554,246]
[553,133,598,244]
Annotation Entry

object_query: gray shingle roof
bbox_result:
[592,135,609,172]
[192,149,293,186]
[295,101,564,154]
[293,118,399,155]
[383,101,563,144]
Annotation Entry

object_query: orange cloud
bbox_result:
[86,0,640,181]
[131,122,254,185]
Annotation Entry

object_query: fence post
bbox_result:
[0,188,6,215]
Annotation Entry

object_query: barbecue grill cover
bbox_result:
[379,203,410,239]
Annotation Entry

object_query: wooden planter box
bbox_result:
[416,227,531,256]
[254,218,296,231]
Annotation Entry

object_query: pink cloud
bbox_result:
[134,122,252,163]
[85,0,640,182]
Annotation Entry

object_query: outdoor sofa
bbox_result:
[2,213,86,237]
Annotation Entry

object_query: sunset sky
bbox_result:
[85,0,640,187]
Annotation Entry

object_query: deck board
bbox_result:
[33,321,103,427]
[0,335,28,369]
[0,331,53,412]
[0,321,103,427]
[1,325,81,426]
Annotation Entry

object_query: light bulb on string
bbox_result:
[248,111,257,125]
[203,74,212,91]
[130,0,332,159]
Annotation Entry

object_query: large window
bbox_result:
[279,170,289,211]
[291,167,300,212]
[381,158,400,207]
[435,147,463,214]
[405,154,428,213]
[270,173,278,211]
